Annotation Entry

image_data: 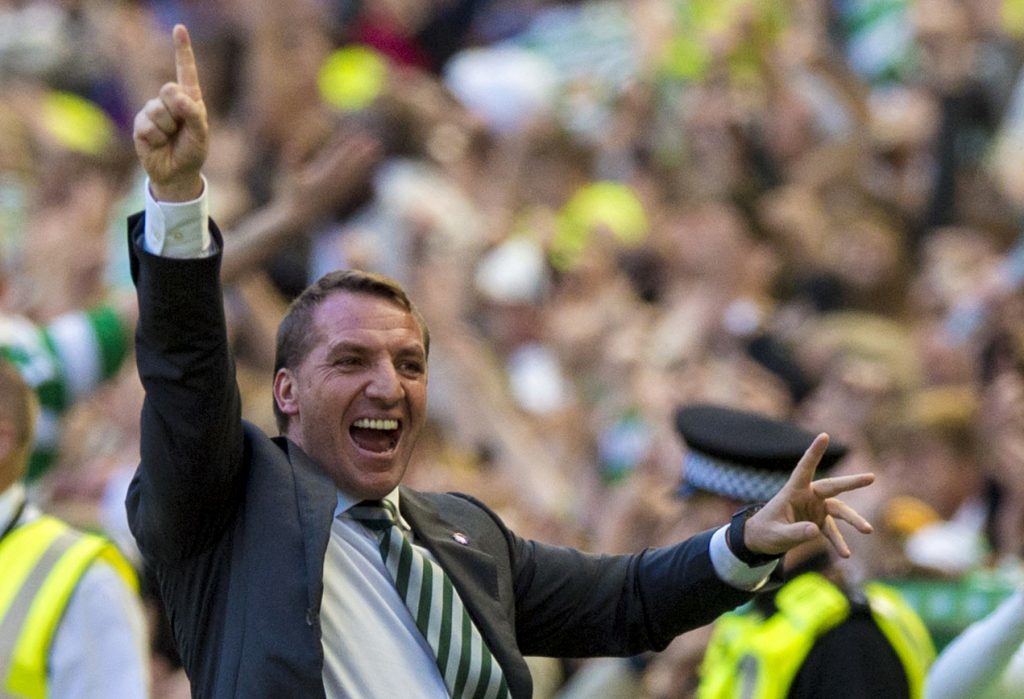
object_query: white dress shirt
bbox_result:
[0,483,149,699]
[141,180,777,698]
[322,488,450,697]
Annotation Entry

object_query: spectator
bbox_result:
[0,359,147,698]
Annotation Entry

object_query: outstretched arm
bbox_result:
[925,588,1024,699]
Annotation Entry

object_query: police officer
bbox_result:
[676,403,936,699]
[0,361,147,698]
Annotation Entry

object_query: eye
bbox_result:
[334,355,363,369]
[397,358,425,376]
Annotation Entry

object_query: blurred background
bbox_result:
[5,0,1024,695]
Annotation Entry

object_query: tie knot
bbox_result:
[349,499,398,531]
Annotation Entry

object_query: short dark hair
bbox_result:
[272,269,430,432]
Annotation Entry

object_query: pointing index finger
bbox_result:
[173,24,203,102]
[789,433,829,488]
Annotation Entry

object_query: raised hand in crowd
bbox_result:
[220,118,382,284]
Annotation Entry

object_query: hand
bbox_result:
[215,117,383,284]
[132,24,208,201]
[279,119,383,229]
[744,434,875,558]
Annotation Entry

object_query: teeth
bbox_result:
[353,418,399,430]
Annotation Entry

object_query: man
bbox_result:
[676,403,935,698]
[0,360,147,698]
[126,25,876,698]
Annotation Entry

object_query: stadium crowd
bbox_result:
[3,0,1024,696]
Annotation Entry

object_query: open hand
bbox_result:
[280,119,383,229]
[132,24,208,201]
[745,434,875,558]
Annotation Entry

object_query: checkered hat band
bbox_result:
[683,451,790,502]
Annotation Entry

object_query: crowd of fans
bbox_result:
[5,0,1024,695]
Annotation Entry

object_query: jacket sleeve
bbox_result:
[508,531,754,657]
[447,493,754,658]
[124,212,246,563]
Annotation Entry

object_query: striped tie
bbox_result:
[350,500,510,699]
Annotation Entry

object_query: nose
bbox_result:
[364,360,403,404]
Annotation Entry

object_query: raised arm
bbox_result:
[126,25,244,563]
[925,588,1024,699]
[219,119,382,284]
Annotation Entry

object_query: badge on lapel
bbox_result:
[451,532,470,545]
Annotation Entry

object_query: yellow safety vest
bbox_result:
[0,514,138,699]
[697,572,936,699]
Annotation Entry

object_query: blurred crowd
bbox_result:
[5,0,1024,696]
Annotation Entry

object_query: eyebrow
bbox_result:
[325,340,426,358]
[326,341,368,354]
[394,345,428,361]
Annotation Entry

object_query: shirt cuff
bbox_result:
[709,525,778,591]
[143,176,215,258]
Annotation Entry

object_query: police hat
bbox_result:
[675,404,848,502]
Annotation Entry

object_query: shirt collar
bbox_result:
[0,482,27,528]
[335,487,409,529]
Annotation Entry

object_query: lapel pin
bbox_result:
[452,532,470,545]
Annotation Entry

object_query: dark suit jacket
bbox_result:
[125,214,754,698]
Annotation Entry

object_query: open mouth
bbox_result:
[350,417,401,454]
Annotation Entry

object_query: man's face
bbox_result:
[274,291,428,500]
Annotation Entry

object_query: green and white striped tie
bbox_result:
[350,500,510,699]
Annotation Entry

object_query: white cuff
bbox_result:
[709,525,778,591]
[143,176,214,258]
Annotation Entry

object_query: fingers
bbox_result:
[821,515,851,558]
[159,82,206,134]
[145,96,179,138]
[133,84,203,149]
[770,520,820,552]
[134,100,170,149]
[825,497,874,534]
[787,433,830,489]
[313,129,380,175]
[132,24,205,152]
[173,24,203,102]
[811,472,875,499]
[132,23,208,197]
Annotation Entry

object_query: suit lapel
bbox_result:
[398,489,510,650]
[279,437,336,619]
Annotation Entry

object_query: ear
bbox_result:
[0,421,22,489]
[273,368,301,421]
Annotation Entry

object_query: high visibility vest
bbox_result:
[697,572,936,699]
[0,514,138,699]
